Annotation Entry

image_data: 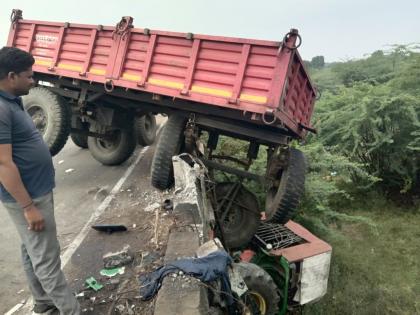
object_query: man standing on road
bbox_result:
[0,47,80,314]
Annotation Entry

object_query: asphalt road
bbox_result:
[0,120,164,314]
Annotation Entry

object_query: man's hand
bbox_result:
[23,205,45,231]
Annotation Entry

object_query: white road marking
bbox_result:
[6,124,163,315]
[4,301,26,315]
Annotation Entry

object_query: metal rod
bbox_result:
[202,159,266,184]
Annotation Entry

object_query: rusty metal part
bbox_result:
[298,122,317,134]
[282,29,302,50]
[104,80,114,93]
[10,9,22,26]
[202,158,267,185]
[266,146,289,180]
[262,110,277,125]
[112,16,133,39]
[184,113,199,154]
[210,155,250,168]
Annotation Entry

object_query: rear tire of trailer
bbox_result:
[151,114,186,190]
[70,117,88,149]
[22,87,71,156]
[87,126,137,166]
[135,113,157,146]
[265,148,306,223]
[236,262,281,315]
[214,182,261,249]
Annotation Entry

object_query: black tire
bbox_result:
[135,113,157,146]
[236,262,280,315]
[70,117,88,149]
[215,182,260,249]
[22,87,71,156]
[151,114,186,190]
[87,125,137,166]
[265,148,306,223]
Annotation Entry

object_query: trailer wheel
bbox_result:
[151,114,186,190]
[265,148,306,223]
[70,117,88,149]
[215,182,260,249]
[236,262,280,315]
[135,113,157,146]
[22,87,71,156]
[87,126,136,166]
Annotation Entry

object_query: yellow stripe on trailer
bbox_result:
[191,85,232,98]
[148,78,184,89]
[89,68,106,75]
[57,63,82,72]
[239,94,267,104]
[34,59,52,67]
[122,73,142,81]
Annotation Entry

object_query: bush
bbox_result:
[315,83,420,195]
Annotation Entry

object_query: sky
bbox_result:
[1,0,419,62]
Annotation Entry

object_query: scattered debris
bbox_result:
[103,245,134,269]
[65,168,74,173]
[58,160,64,164]
[16,289,24,294]
[100,267,125,277]
[92,224,128,234]
[162,199,173,212]
[144,202,160,212]
[85,277,103,292]
[132,223,136,228]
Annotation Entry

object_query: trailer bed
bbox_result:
[8,10,316,138]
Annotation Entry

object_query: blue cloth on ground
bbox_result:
[139,250,233,302]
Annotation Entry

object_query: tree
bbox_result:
[311,56,325,69]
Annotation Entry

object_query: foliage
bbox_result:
[315,83,420,195]
[296,141,378,231]
[310,55,325,69]
[308,46,420,196]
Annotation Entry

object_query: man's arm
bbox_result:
[0,144,44,231]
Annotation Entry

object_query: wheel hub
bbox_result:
[28,106,47,134]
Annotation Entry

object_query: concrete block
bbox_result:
[164,231,199,262]
[154,231,209,315]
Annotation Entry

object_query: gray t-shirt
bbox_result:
[0,90,55,202]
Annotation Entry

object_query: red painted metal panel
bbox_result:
[271,220,332,262]
[181,39,201,95]
[8,14,317,139]
[138,34,157,86]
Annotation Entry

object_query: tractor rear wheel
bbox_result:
[214,182,260,249]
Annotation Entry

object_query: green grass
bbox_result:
[301,201,420,315]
